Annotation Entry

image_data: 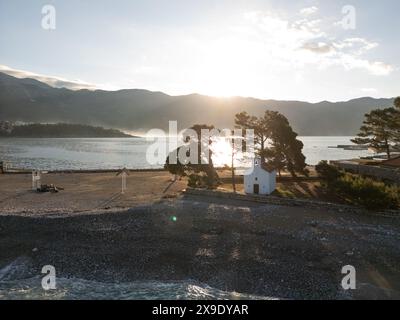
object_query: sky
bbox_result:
[0,0,399,102]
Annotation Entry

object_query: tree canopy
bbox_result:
[394,97,400,110]
[352,107,399,158]
[164,124,220,189]
[235,110,308,177]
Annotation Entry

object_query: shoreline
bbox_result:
[2,168,167,174]
[0,170,399,299]
[0,197,399,299]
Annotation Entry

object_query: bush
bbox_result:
[316,161,399,210]
[187,173,219,189]
[188,174,200,188]
[335,174,399,210]
[315,161,343,183]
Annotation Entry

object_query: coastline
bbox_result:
[0,197,399,299]
[0,171,399,299]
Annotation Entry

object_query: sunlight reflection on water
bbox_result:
[0,136,372,170]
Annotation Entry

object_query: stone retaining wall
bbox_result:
[184,188,399,217]
[331,161,400,184]
[219,176,320,183]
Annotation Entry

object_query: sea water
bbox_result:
[0,136,373,171]
[0,257,273,300]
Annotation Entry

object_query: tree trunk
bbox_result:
[260,136,265,163]
[231,141,236,193]
[385,138,391,159]
[231,166,236,193]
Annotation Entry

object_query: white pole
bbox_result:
[32,170,41,190]
[32,171,36,190]
[121,173,126,194]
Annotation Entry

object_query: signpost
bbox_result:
[32,170,41,190]
[116,168,130,194]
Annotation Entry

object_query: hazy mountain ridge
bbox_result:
[0,72,394,135]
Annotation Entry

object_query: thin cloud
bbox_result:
[0,65,98,90]
[361,88,378,94]
[239,11,393,76]
[300,6,319,16]
[301,42,335,54]
[333,38,379,54]
[339,57,394,76]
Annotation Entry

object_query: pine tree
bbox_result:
[165,124,220,188]
[393,97,400,147]
[352,108,398,158]
[234,112,269,163]
[235,110,308,177]
[261,111,308,177]
[394,97,400,110]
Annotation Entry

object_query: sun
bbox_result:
[211,138,233,167]
[210,135,255,170]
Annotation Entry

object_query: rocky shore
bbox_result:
[1,196,399,299]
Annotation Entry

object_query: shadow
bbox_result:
[162,178,177,194]
[95,192,122,209]
[1,196,399,299]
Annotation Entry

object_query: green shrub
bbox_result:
[188,174,200,188]
[315,161,399,210]
[187,173,219,189]
[333,173,399,210]
[315,161,343,184]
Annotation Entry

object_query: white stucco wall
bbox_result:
[244,161,276,195]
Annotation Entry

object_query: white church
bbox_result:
[244,158,277,195]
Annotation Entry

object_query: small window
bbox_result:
[255,177,258,181]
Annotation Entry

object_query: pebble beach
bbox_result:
[0,172,399,299]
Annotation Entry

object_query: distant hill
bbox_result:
[0,123,133,138]
[0,72,395,135]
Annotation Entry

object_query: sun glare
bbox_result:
[211,138,233,167]
[194,38,259,98]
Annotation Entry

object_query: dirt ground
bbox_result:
[0,170,336,215]
[219,180,347,204]
[0,171,186,215]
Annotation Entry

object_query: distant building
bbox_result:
[244,158,277,195]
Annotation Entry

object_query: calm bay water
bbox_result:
[0,136,373,171]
